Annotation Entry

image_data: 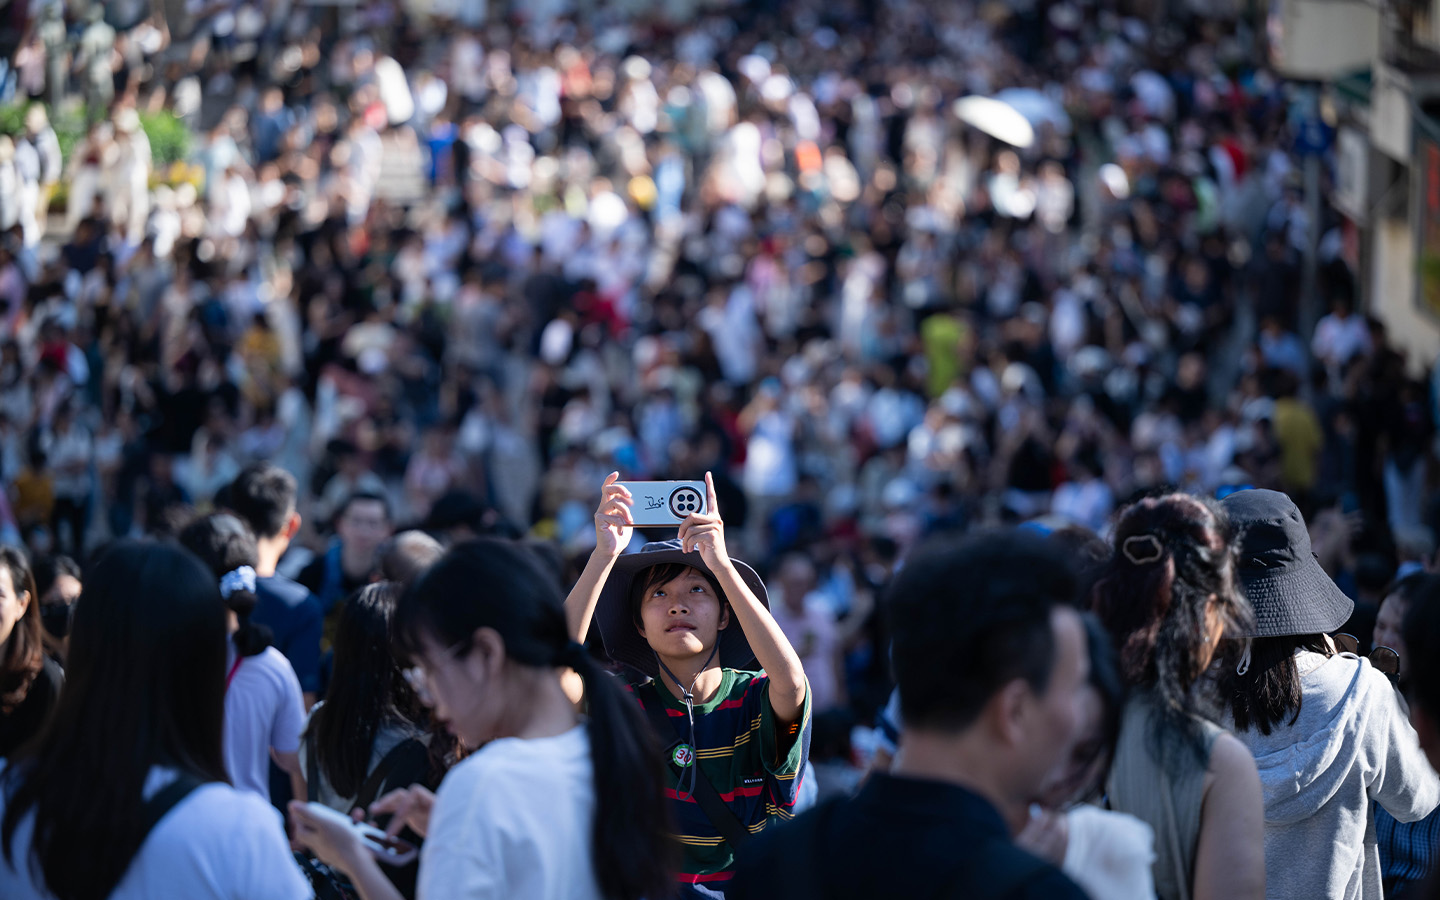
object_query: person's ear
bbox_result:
[989,678,1033,747]
[717,603,731,632]
[284,511,302,540]
[471,627,506,678]
[16,590,30,616]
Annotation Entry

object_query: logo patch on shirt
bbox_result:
[672,744,696,768]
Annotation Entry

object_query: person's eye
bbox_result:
[691,585,706,592]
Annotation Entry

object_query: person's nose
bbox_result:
[669,599,690,616]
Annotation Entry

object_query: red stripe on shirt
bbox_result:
[665,784,765,803]
[675,871,736,884]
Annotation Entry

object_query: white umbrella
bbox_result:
[995,87,1073,135]
[953,96,1036,149]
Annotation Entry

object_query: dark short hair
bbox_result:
[228,462,298,539]
[335,491,391,527]
[887,530,1080,732]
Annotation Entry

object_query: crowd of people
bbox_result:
[0,0,1438,895]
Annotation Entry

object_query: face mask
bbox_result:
[41,602,74,639]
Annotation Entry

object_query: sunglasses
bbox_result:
[1333,633,1400,677]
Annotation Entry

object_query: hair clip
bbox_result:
[1122,534,1165,566]
[220,565,257,599]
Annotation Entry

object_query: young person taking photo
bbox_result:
[291,538,675,900]
[563,472,811,897]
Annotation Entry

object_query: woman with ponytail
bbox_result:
[1091,493,1265,900]
[290,538,675,900]
[178,514,308,804]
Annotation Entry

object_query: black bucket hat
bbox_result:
[593,539,769,679]
[1221,489,1354,638]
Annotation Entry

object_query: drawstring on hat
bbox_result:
[1236,643,1252,676]
[654,641,720,801]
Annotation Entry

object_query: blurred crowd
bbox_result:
[0,0,1428,740]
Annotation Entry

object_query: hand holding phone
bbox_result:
[614,479,709,527]
[293,801,419,867]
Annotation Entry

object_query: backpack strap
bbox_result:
[353,736,428,813]
[305,737,319,803]
[639,686,754,851]
[137,773,206,844]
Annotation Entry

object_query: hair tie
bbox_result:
[220,565,257,599]
[1122,534,1165,566]
[557,640,588,670]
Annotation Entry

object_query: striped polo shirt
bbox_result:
[629,668,812,898]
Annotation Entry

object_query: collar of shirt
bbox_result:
[852,773,1012,839]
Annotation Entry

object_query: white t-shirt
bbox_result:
[224,645,306,799]
[418,724,602,900]
[0,765,311,899]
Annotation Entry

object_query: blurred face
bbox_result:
[1014,608,1090,814]
[407,631,496,747]
[338,499,391,555]
[0,565,31,649]
[41,573,80,621]
[636,568,729,663]
[1035,682,1104,809]
[1376,593,1409,677]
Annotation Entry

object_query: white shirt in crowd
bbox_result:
[224,644,306,799]
[0,764,311,900]
[418,723,602,900]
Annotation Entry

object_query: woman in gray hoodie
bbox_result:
[1221,489,1440,900]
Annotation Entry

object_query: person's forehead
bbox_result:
[345,500,388,519]
[655,569,709,589]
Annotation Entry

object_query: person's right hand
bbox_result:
[367,785,436,840]
[593,472,634,560]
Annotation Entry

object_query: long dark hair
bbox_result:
[177,514,273,657]
[308,582,423,798]
[1091,494,1255,754]
[0,546,44,713]
[1,541,230,900]
[1227,634,1332,734]
[395,539,675,900]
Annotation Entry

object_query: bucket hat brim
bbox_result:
[1239,559,1355,639]
[592,540,768,679]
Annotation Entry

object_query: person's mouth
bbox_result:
[666,622,697,634]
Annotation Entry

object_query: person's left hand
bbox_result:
[289,801,368,877]
[679,472,730,573]
[1016,806,1069,865]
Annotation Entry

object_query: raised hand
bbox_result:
[678,471,729,573]
[593,471,635,560]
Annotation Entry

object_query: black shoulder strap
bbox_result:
[306,737,319,803]
[354,736,428,813]
[639,686,754,850]
[138,773,206,844]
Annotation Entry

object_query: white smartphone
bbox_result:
[618,480,708,527]
[303,802,419,867]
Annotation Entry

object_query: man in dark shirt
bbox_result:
[296,491,392,617]
[729,531,1092,900]
[228,462,323,708]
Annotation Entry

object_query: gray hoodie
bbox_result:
[1232,651,1440,900]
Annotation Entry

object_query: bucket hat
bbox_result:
[593,539,768,679]
[1221,489,1354,638]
